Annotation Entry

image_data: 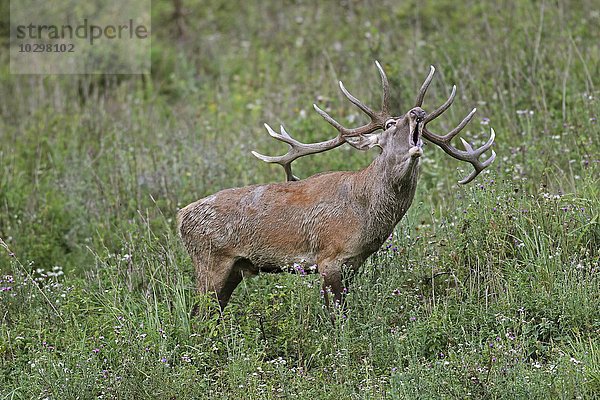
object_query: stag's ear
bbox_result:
[346,134,380,151]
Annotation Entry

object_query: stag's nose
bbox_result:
[410,108,426,122]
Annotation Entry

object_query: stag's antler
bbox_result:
[255,63,496,183]
[417,66,496,184]
[252,61,394,181]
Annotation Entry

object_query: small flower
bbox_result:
[160,357,168,363]
[92,348,100,354]
[292,263,306,276]
[480,117,490,125]
[516,109,534,116]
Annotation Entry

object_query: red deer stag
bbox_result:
[178,62,495,311]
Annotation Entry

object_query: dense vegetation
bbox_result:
[1,1,598,398]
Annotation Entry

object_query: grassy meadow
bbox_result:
[0,0,599,398]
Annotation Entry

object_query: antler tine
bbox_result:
[375,60,391,114]
[425,85,456,123]
[458,148,496,184]
[338,81,378,120]
[415,65,435,107]
[426,107,477,144]
[262,123,298,146]
[318,62,393,137]
[460,126,496,158]
[313,104,348,135]
[313,103,382,137]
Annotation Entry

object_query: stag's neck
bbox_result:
[354,153,421,239]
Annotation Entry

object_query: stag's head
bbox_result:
[253,62,496,184]
[357,105,426,158]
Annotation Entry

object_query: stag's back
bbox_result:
[177,171,371,268]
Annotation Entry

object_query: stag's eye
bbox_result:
[385,119,397,130]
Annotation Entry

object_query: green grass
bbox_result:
[1,0,599,398]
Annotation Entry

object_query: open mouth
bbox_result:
[411,120,421,146]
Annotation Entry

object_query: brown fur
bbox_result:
[178,109,425,310]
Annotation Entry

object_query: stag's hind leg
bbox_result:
[194,255,244,311]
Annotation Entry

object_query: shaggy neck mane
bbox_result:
[353,153,421,241]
